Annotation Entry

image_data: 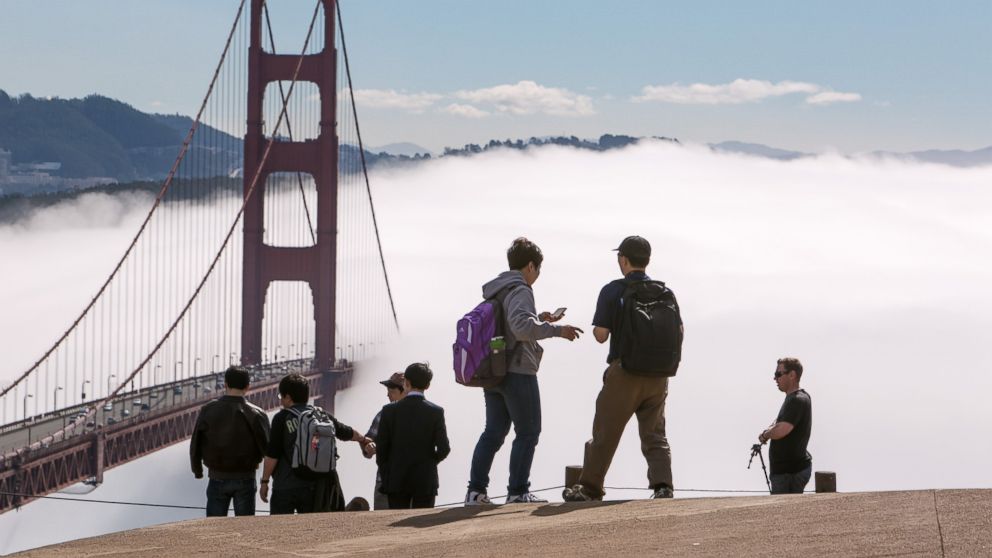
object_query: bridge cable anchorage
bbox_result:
[73,0,323,433]
[0,0,249,403]
[336,0,401,332]
[262,1,317,245]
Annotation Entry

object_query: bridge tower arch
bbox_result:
[242,0,338,373]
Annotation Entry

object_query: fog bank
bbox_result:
[2,142,991,553]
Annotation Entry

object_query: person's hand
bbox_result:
[362,441,377,458]
[758,431,769,444]
[259,481,269,503]
[560,325,584,341]
[194,471,203,479]
[539,311,564,323]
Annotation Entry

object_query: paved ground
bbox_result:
[14,489,991,557]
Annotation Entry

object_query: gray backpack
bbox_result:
[288,406,336,476]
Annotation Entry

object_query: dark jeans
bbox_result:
[770,464,812,494]
[469,372,541,496]
[387,493,436,509]
[270,485,316,515]
[206,478,256,517]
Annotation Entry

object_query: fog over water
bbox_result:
[2,141,991,553]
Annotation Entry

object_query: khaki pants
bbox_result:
[578,360,672,498]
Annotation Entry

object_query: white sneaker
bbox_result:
[505,492,548,504]
[465,490,493,506]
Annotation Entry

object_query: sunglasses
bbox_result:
[774,370,791,379]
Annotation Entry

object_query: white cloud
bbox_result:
[440,103,490,119]
[454,80,595,116]
[633,78,861,107]
[806,91,862,105]
[347,81,595,117]
[351,89,442,113]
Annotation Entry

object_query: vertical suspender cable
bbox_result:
[336,1,399,332]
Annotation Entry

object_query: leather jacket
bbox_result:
[190,395,270,479]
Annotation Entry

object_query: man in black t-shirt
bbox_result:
[758,357,813,494]
[258,374,372,514]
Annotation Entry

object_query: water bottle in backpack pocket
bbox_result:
[618,280,683,376]
[288,406,337,478]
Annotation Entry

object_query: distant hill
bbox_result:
[712,139,992,167]
[870,146,992,168]
[0,91,240,180]
[369,142,433,157]
[709,141,809,160]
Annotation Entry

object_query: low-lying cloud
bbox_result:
[634,78,861,106]
[2,142,990,552]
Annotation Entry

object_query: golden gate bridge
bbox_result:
[0,0,398,513]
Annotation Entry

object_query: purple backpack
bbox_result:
[453,287,516,388]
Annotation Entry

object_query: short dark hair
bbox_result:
[507,237,543,271]
[278,374,310,404]
[404,362,433,390]
[778,357,804,379]
[224,366,251,390]
[626,253,650,268]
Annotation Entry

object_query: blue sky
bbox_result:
[0,0,989,152]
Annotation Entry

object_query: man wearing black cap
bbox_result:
[376,363,450,509]
[362,371,405,509]
[564,235,683,502]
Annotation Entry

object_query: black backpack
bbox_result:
[617,280,683,376]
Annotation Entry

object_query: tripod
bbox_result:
[748,443,771,493]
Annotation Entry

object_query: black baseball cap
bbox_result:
[613,236,651,260]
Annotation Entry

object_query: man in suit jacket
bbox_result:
[376,362,451,509]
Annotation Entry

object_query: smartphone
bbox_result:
[551,307,567,320]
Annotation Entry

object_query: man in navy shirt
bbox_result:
[564,236,680,502]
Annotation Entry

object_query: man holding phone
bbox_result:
[465,237,583,505]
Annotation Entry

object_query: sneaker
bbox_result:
[506,492,548,504]
[651,485,674,499]
[562,484,602,502]
[465,489,493,506]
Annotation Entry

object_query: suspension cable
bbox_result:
[0,0,249,401]
[336,0,400,331]
[73,0,326,435]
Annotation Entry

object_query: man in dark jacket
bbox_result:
[376,363,450,509]
[259,373,372,514]
[190,366,270,516]
[362,371,406,510]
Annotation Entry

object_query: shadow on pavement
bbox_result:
[530,501,625,517]
[390,506,527,528]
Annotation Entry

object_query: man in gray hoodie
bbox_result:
[466,237,583,505]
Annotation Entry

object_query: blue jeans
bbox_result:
[206,478,256,516]
[469,372,541,496]
[770,464,812,494]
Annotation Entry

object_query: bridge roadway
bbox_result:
[0,359,353,513]
[0,359,311,458]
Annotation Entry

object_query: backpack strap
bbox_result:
[493,284,522,357]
